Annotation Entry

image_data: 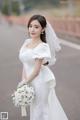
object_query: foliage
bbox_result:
[1,0,20,15]
[23,0,60,10]
[1,0,9,15]
[12,1,20,15]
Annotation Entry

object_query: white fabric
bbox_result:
[21,106,27,116]
[45,21,61,66]
[19,38,69,120]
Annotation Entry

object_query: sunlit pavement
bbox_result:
[0,22,80,120]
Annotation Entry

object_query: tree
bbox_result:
[1,0,20,15]
[22,0,60,11]
[50,0,60,6]
[1,0,10,15]
[12,1,20,15]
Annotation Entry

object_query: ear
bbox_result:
[41,28,45,33]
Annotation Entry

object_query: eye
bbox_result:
[34,25,40,28]
[35,26,39,28]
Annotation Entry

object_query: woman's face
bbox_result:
[28,20,43,39]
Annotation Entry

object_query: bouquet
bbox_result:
[11,82,35,116]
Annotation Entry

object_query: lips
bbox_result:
[31,33,36,35]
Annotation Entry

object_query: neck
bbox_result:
[31,37,41,43]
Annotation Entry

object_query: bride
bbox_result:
[18,14,69,120]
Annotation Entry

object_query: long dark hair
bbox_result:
[27,15,49,65]
[27,14,47,43]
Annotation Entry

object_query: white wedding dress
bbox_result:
[19,38,69,120]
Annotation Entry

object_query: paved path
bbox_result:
[0,23,80,120]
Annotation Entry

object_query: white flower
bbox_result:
[11,84,35,107]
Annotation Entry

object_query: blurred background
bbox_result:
[0,0,80,39]
[0,0,80,16]
[0,0,80,120]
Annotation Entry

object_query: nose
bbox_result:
[31,27,35,32]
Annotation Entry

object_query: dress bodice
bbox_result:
[19,38,56,86]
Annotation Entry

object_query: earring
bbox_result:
[41,31,44,34]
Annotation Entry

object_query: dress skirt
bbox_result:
[30,78,68,120]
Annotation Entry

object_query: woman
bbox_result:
[18,15,69,120]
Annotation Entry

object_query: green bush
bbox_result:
[12,1,20,15]
[1,0,20,15]
[1,0,9,15]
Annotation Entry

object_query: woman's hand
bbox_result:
[17,79,27,88]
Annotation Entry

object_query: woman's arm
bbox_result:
[22,66,27,80]
[18,59,43,88]
[17,67,27,88]
[26,58,44,84]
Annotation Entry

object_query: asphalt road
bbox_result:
[0,23,80,120]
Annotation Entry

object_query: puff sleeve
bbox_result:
[32,43,51,64]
